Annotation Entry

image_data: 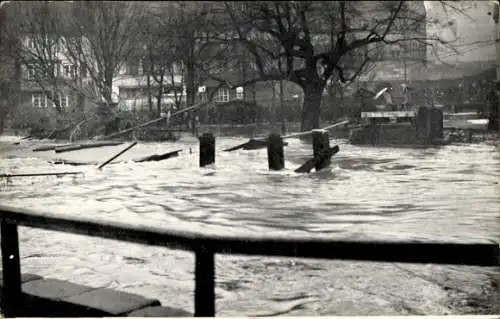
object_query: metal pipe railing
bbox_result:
[0,204,498,317]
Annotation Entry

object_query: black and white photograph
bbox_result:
[0,0,498,317]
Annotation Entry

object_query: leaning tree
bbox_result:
[220,1,455,131]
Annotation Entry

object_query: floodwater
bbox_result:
[0,134,499,316]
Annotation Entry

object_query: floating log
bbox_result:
[224,139,289,152]
[0,172,83,178]
[21,136,32,140]
[199,133,215,167]
[223,142,249,152]
[54,141,124,153]
[294,146,340,174]
[133,149,182,163]
[267,133,284,170]
[33,144,73,152]
[244,139,267,150]
[49,159,98,166]
[97,142,138,170]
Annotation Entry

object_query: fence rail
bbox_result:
[0,204,499,317]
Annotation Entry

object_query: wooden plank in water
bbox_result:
[224,120,348,152]
[133,149,182,163]
[0,172,82,178]
[55,141,124,153]
[98,142,138,170]
[33,144,73,152]
[49,159,98,166]
[294,146,340,173]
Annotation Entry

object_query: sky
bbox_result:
[423,0,496,63]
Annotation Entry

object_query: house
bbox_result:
[18,32,91,113]
[113,56,185,113]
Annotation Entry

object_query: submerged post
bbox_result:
[194,249,215,317]
[416,106,430,140]
[267,133,284,170]
[312,129,330,171]
[1,219,22,317]
[199,133,215,167]
[429,108,444,140]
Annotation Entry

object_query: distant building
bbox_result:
[113,56,185,113]
[14,1,186,115]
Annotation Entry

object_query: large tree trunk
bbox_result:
[300,84,324,132]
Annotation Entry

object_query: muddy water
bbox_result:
[0,135,499,316]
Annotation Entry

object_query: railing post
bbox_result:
[1,219,22,318]
[194,248,215,317]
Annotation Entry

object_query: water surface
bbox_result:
[0,135,498,315]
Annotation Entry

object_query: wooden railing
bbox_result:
[0,204,499,317]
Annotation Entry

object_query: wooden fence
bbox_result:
[0,205,498,317]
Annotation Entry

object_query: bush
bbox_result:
[9,105,58,137]
[200,100,266,124]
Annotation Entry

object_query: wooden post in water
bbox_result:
[1,220,22,317]
[312,129,330,171]
[429,108,444,140]
[199,133,215,167]
[416,106,430,141]
[194,249,215,317]
[267,133,284,170]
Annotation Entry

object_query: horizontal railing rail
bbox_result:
[0,204,499,317]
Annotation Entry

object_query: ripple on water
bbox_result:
[0,136,499,315]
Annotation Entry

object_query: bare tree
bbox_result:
[4,1,146,136]
[142,7,184,119]
[0,0,20,133]
[219,1,456,131]
[165,1,235,131]
[63,1,145,124]
[6,2,69,114]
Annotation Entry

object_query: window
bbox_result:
[215,87,229,103]
[59,94,69,108]
[126,60,139,75]
[32,93,46,108]
[236,87,244,100]
[232,2,247,13]
[63,64,77,79]
[27,66,36,81]
[138,60,144,76]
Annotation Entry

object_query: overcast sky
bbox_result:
[423,1,496,63]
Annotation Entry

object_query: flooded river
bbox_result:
[0,134,499,316]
